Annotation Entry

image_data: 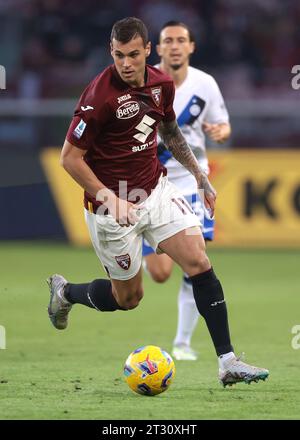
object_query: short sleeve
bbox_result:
[66,82,109,150]
[205,77,229,124]
[162,81,176,122]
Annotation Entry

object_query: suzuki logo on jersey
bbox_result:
[116,101,140,119]
[151,86,162,106]
[73,119,86,139]
[117,93,131,104]
[133,115,156,143]
[131,139,155,152]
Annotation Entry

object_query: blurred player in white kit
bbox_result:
[143,21,231,361]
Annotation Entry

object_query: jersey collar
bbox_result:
[111,64,149,90]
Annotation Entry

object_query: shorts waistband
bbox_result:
[84,199,109,215]
[84,173,166,214]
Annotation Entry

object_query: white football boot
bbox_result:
[219,353,269,387]
[47,274,72,330]
[172,344,198,361]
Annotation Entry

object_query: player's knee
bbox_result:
[185,251,211,276]
[150,267,171,283]
[117,287,144,310]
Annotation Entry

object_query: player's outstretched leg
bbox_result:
[47,274,73,330]
[159,228,269,386]
[172,276,199,361]
[190,268,269,386]
[46,273,142,329]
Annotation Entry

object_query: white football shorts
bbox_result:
[84,174,200,280]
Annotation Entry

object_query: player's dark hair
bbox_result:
[111,17,149,47]
[159,20,195,43]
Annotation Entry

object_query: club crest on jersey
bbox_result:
[116,101,140,119]
[151,86,162,106]
[115,254,131,270]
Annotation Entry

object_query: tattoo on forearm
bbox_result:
[158,120,216,203]
[158,120,203,182]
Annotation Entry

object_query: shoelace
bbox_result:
[236,352,245,362]
[233,353,262,373]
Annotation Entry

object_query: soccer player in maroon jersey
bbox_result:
[47,17,269,386]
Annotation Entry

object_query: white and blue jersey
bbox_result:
[143,66,229,256]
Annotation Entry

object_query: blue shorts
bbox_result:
[142,192,215,256]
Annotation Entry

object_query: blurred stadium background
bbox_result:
[1,0,300,244]
[1,0,300,420]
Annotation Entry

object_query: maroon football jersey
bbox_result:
[66,64,176,206]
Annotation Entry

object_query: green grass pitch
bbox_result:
[0,242,299,420]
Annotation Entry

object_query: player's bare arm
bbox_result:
[158,119,216,215]
[202,122,231,143]
[61,140,141,226]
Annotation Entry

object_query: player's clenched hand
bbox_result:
[197,174,216,218]
[96,188,143,227]
[107,197,143,227]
